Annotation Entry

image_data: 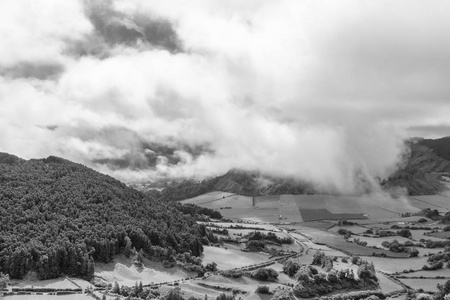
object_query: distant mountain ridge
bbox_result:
[157,137,450,199]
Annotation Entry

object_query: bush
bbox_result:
[216,294,235,300]
[255,286,271,294]
[422,261,444,271]
[252,268,278,281]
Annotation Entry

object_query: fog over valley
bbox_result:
[2,0,450,194]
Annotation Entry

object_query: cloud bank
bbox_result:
[1,0,450,194]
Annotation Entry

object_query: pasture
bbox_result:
[201,246,270,270]
[94,254,195,286]
[397,278,447,292]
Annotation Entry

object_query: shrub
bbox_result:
[216,293,235,300]
[252,268,278,281]
[255,286,271,294]
[422,261,444,271]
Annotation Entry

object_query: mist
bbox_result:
[1,0,450,194]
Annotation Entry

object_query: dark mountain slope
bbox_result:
[418,136,450,161]
[382,143,450,195]
[0,154,206,280]
[159,169,315,201]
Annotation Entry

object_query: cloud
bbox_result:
[1,0,450,194]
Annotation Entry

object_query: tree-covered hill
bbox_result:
[0,153,208,280]
[418,136,450,161]
[159,169,315,201]
[382,141,450,195]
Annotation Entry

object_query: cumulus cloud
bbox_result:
[1,0,450,194]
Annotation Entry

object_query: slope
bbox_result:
[0,154,206,280]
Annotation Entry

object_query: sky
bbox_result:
[1,0,450,194]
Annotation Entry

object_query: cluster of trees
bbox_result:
[0,154,210,280]
[283,255,378,298]
[380,240,419,256]
[247,231,293,245]
[251,268,279,281]
[174,203,222,220]
[420,239,450,249]
[311,251,334,272]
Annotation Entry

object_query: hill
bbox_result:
[0,154,209,280]
[159,169,315,201]
[418,136,450,161]
[382,140,450,195]
[158,137,450,199]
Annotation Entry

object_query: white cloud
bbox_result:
[1,0,450,194]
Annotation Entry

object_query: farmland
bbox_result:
[178,191,450,297]
[6,191,450,299]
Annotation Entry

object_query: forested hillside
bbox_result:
[382,141,450,195]
[418,136,450,161]
[0,153,208,280]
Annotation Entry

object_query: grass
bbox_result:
[410,195,450,212]
[94,254,195,286]
[299,209,366,221]
[297,227,409,257]
[4,295,92,300]
[363,256,429,274]
[201,246,269,270]
[11,278,81,289]
[427,231,450,239]
[397,278,448,292]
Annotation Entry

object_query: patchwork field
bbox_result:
[295,227,409,257]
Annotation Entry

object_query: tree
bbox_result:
[124,236,132,258]
[205,262,218,272]
[112,282,120,293]
[0,272,10,289]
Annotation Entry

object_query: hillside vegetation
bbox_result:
[0,153,208,280]
[160,169,315,201]
[382,141,450,195]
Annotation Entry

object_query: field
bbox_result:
[409,195,450,212]
[296,227,409,257]
[427,231,450,239]
[397,278,448,292]
[201,246,270,270]
[363,256,430,274]
[11,278,84,289]
[184,192,425,224]
[4,295,93,300]
[94,254,196,286]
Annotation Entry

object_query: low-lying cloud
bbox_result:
[1,0,450,194]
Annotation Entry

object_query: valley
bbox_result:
[3,190,450,300]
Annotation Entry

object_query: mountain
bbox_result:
[418,136,450,161]
[159,169,315,201]
[157,137,450,199]
[0,154,208,280]
[382,138,450,195]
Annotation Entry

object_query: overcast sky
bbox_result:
[1,0,449,193]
